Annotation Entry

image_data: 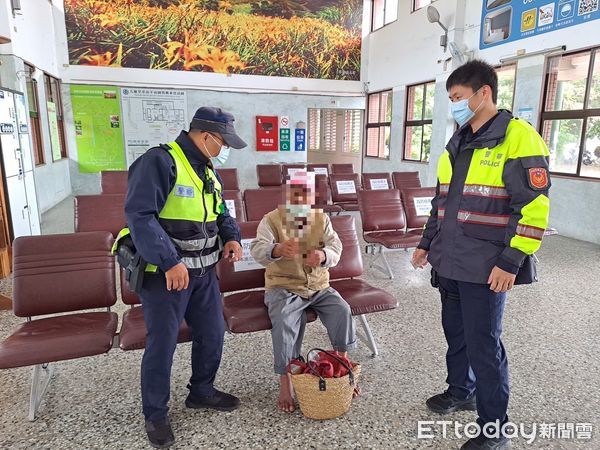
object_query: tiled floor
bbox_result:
[0,210,599,449]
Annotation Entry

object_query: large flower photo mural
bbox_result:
[65,0,363,80]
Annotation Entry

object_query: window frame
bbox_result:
[43,72,68,161]
[403,80,435,163]
[539,47,600,181]
[365,89,393,160]
[371,0,398,32]
[495,63,517,112]
[412,0,432,13]
[24,63,45,167]
[307,108,363,155]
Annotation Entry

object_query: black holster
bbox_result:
[431,269,460,301]
[515,254,539,285]
[116,235,147,294]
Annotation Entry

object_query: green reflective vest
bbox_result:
[114,141,224,274]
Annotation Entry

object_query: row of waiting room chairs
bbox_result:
[0,216,396,420]
[100,166,421,195]
[0,168,435,419]
[85,169,434,280]
[94,168,423,220]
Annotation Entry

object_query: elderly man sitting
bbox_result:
[250,170,357,412]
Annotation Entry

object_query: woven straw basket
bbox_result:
[291,350,361,420]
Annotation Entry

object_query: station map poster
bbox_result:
[121,88,188,166]
[70,85,126,173]
[480,0,600,49]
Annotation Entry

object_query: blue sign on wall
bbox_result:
[295,129,306,151]
[480,0,600,49]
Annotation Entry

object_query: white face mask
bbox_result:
[205,134,230,166]
[286,203,312,218]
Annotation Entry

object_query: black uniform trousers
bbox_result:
[438,275,509,428]
[139,270,223,422]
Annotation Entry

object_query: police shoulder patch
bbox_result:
[528,168,549,190]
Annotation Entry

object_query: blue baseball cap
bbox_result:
[190,106,247,149]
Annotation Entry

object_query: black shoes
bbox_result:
[185,388,241,412]
[460,435,511,449]
[145,417,175,449]
[426,390,477,414]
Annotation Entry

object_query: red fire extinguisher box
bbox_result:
[256,116,279,151]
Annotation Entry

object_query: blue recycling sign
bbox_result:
[480,0,600,49]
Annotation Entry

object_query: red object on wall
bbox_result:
[256,116,279,151]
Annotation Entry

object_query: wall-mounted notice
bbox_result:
[295,128,306,151]
[121,88,188,167]
[70,85,126,173]
[47,101,62,161]
[480,0,600,49]
[414,197,434,216]
[256,116,279,151]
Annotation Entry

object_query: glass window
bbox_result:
[308,109,363,154]
[24,63,44,166]
[413,0,432,12]
[43,73,68,160]
[308,109,321,152]
[366,90,393,159]
[540,48,600,179]
[496,64,516,111]
[372,0,398,31]
[404,81,434,162]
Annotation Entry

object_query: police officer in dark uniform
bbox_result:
[121,107,246,448]
[412,60,551,450]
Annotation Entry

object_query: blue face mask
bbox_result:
[450,89,483,127]
[206,134,230,167]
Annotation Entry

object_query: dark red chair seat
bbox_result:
[119,306,192,351]
[330,279,397,315]
[0,312,118,369]
[222,290,317,333]
[364,229,423,248]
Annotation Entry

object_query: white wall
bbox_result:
[362,0,600,243]
[64,86,365,194]
[0,0,71,214]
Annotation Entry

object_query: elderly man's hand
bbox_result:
[272,238,299,259]
[305,249,325,268]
